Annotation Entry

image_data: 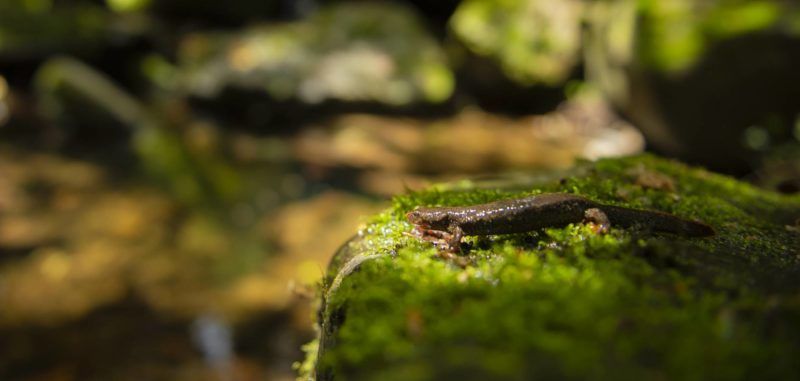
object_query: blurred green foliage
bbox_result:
[133,126,246,209]
[0,1,110,58]
[636,0,800,72]
[34,56,247,210]
[448,0,800,81]
[450,0,583,85]
[178,2,454,105]
[106,0,152,13]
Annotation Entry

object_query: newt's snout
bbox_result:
[406,210,422,224]
[407,210,434,231]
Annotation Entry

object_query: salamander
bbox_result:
[406,193,714,253]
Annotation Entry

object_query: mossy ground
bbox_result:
[301,155,800,381]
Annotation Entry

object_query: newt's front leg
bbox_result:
[411,226,450,242]
[445,224,464,254]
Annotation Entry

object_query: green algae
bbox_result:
[302,155,800,381]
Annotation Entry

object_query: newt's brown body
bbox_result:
[407,193,714,253]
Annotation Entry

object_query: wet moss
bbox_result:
[302,154,800,381]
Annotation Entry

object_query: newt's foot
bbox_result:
[584,208,611,234]
[434,240,461,255]
[406,226,463,253]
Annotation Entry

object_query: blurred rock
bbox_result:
[0,150,178,326]
[355,170,438,198]
[0,75,9,127]
[177,2,453,105]
[0,149,106,248]
[586,0,800,172]
[247,191,384,323]
[293,91,644,195]
[0,148,384,337]
[748,143,800,194]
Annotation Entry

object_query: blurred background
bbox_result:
[1,0,800,380]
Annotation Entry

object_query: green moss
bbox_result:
[303,154,800,381]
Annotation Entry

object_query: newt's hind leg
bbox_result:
[584,208,611,234]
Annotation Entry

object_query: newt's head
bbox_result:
[406,207,451,230]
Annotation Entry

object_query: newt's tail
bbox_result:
[602,205,715,237]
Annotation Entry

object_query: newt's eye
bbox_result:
[406,211,421,223]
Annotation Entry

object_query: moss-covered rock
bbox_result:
[300,154,800,381]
